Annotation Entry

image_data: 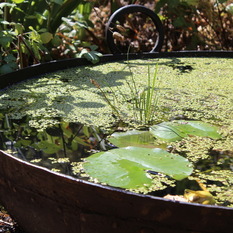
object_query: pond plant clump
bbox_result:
[0,57,232,207]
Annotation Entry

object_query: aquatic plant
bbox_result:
[83,146,192,191]
[131,64,159,124]
[0,57,232,206]
[91,63,159,125]
[81,120,221,194]
[150,120,221,142]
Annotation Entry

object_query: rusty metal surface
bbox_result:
[0,151,233,233]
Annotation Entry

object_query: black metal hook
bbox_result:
[105,4,164,54]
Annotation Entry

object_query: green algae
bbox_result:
[1,57,232,127]
[0,57,232,206]
[189,170,233,207]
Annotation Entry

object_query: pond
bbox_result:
[0,57,232,207]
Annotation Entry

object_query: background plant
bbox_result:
[0,0,101,74]
[1,0,233,74]
[155,0,233,50]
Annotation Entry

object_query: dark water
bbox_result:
[0,114,112,177]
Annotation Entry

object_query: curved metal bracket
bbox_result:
[105,4,164,54]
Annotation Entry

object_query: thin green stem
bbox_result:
[90,79,121,119]
[90,61,160,125]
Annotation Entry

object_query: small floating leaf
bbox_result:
[150,120,221,142]
[108,130,157,148]
[150,122,185,142]
[83,146,193,189]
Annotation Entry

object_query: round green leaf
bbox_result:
[183,121,221,139]
[150,120,221,142]
[150,122,185,142]
[40,32,53,44]
[108,130,157,148]
[83,147,193,189]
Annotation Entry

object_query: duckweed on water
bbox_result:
[0,57,232,206]
[1,58,232,127]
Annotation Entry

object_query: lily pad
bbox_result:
[83,146,193,189]
[150,120,221,142]
[108,130,158,148]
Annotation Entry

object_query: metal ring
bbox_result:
[105,4,164,54]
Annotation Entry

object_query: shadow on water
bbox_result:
[0,63,137,176]
[127,57,195,74]
[0,65,133,128]
[1,59,184,126]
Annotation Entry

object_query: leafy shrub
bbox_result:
[1,0,233,75]
[155,0,233,50]
[0,0,98,74]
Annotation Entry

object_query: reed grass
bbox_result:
[137,64,159,124]
[91,62,160,125]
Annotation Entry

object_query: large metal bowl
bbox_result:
[0,51,233,233]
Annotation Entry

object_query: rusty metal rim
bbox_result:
[1,149,233,211]
[1,148,232,233]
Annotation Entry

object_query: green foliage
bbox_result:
[150,120,221,142]
[83,146,193,189]
[131,64,160,124]
[91,63,160,125]
[155,0,233,50]
[78,46,102,64]
[1,0,232,75]
[0,0,98,74]
[0,113,106,172]
[0,53,17,74]
[108,130,157,148]
[60,2,101,58]
[8,0,82,33]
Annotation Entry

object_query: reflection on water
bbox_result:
[0,114,110,177]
